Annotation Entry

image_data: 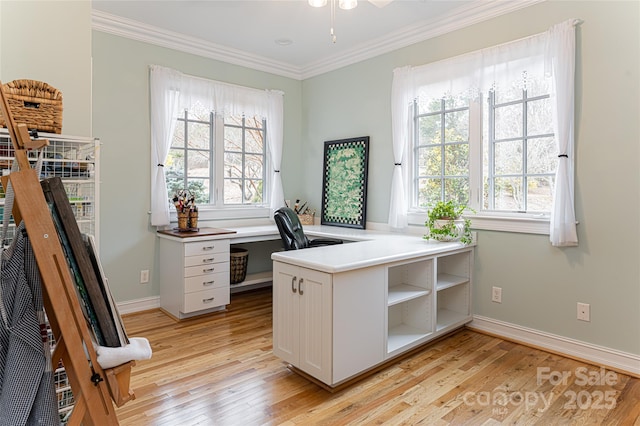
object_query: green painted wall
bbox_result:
[301,1,640,354]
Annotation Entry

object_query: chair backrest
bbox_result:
[274,207,309,250]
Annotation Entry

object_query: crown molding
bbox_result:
[300,0,545,79]
[91,10,304,80]
[92,0,545,81]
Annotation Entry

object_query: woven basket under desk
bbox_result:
[0,79,63,134]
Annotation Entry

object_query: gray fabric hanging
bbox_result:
[0,221,59,425]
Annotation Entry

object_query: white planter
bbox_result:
[430,219,466,242]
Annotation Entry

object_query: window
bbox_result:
[414,96,470,208]
[412,83,556,216]
[166,106,267,207]
[150,65,283,227]
[392,19,578,243]
[484,85,556,213]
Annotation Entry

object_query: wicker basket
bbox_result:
[0,79,63,134]
[297,213,314,225]
[230,247,249,284]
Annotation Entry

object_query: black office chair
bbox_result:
[274,207,343,251]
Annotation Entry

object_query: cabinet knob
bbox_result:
[202,297,215,303]
[291,276,297,293]
[202,246,215,251]
[203,267,215,272]
[299,278,304,296]
[203,280,215,286]
[203,258,215,263]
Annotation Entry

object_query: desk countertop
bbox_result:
[157,223,473,273]
[272,228,472,274]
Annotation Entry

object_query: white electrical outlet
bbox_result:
[492,286,502,303]
[577,302,590,321]
[140,269,149,284]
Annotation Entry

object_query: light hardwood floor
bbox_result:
[116,288,639,425]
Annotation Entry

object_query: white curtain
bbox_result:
[149,65,284,226]
[266,90,285,216]
[390,19,579,245]
[150,65,181,226]
[388,66,412,229]
[547,20,579,246]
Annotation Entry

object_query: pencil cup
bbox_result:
[177,210,189,230]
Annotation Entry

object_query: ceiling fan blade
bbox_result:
[368,0,394,8]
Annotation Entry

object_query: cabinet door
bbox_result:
[272,262,299,365]
[297,267,332,384]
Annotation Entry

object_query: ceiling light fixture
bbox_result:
[308,0,357,43]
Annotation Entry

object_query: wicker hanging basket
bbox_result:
[0,79,63,134]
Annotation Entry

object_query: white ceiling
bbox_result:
[92,0,541,79]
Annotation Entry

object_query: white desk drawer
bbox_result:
[184,272,229,293]
[185,240,230,257]
[185,253,228,268]
[183,287,230,313]
[184,262,230,278]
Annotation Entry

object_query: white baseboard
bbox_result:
[117,296,160,315]
[469,315,640,377]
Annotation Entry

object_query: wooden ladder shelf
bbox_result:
[0,81,133,425]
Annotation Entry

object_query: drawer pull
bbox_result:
[202,297,215,303]
[202,246,215,251]
[202,258,215,263]
[203,280,215,286]
[203,267,215,272]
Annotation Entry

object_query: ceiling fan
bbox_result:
[309,0,395,42]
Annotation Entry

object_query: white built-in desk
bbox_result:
[158,224,474,387]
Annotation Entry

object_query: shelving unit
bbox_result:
[0,128,99,242]
[436,250,472,332]
[386,258,434,355]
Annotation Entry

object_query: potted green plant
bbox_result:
[424,200,473,244]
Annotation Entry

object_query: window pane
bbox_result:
[444,143,469,176]
[167,148,185,170]
[526,78,552,99]
[186,150,210,177]
[418,146,441,176]
[245,116,264,130]
[445,110,468,142]
[187,122,210,149]
[527,137,557,174]
[495,103,523,140]
[224,178,243,204]
[493,86,522,104]
[444,95,469,110]
[418,115,441,145]
[186,178,210,204]
[444,178,469,205]
[495,141,522,175]
[224,126,242,151]
[417,178,441,208]
[245,179,263,203]
[527,97,553,136]
[224,153,242,178]
[244,154,263,179]
[527,176,554,212]
[172,122,185,148]
[245,128,263,153]
[494,177,523,211]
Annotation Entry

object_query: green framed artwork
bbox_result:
[321,136,369,229]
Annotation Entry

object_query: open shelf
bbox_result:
[436,273,469,291]
[436,308,469,331]
[387,323,432,354]
[388,284,430,306]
